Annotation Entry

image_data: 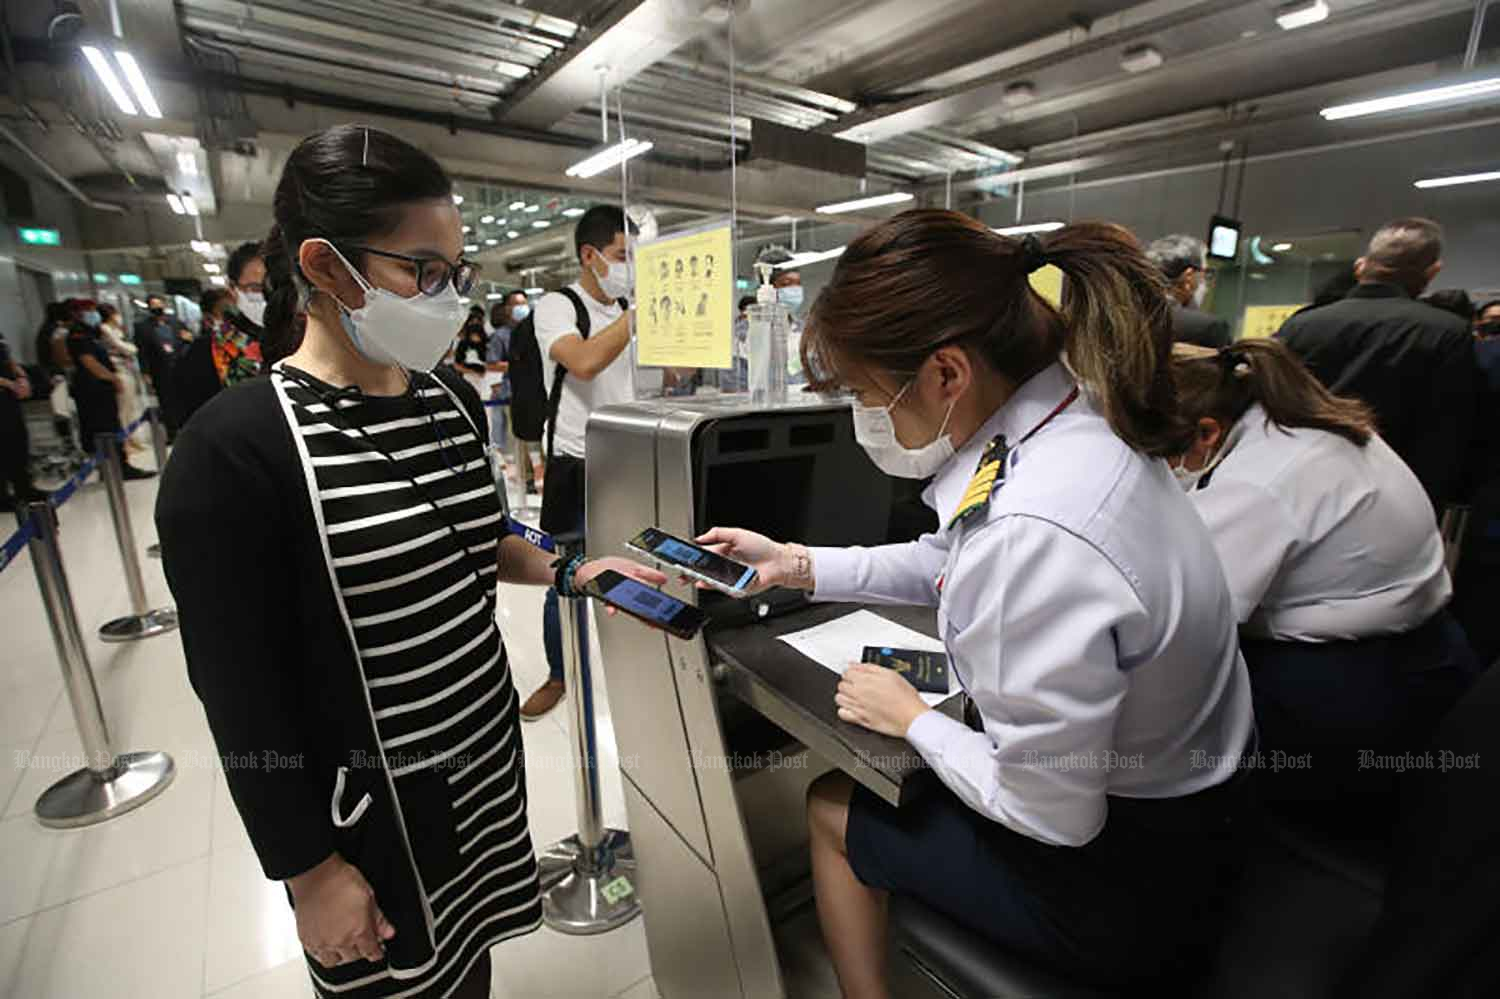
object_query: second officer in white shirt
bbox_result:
[702,211,1254,995]
[1171,339,1477,804]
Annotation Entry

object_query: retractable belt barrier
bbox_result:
[4,408,176,828]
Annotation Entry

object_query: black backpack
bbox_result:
[506,287,625,457]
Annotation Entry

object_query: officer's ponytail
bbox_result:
[258,124,452,365]
[1173,339,1375,447]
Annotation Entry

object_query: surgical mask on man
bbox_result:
[588,248,633,300]
[851,378,958,479]
[1190,277,1209,309]
[510,303,531,324]
[778,286,805,312]
[317,241,464,370]
[238,290,267,327]
[81,310,101,328]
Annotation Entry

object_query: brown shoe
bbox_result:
[520,679,565,721]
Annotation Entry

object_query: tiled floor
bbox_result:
[0,454,656,999]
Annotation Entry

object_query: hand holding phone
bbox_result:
[583,569,706,640]
[627,527,758,597]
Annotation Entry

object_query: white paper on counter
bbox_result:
[777,609,952,706]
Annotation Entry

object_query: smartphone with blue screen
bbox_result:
[626,527,757,597]
[583,570,706,640]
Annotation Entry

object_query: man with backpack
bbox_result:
[509,204,636,720]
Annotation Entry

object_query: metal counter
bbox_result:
[585,397,951,999]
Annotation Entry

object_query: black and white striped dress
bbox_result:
[274,364,542,998]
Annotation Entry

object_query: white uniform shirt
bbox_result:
[811,363,1254,848]
[1187,404,1449,641]
[533,284,629,459]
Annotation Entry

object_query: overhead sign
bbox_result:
[118,273,143,286]
[92,272,110,283]
[635,223,734,369]
[19,227,61,246]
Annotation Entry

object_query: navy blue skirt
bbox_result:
[846,766,1250,986]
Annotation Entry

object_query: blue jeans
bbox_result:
[542,509,585,684]
[488,401,508,451]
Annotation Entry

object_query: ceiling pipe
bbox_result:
[0,122,126,213]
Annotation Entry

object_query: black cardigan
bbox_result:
[155,367,488,965]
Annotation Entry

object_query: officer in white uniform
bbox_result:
[1171,340,1477,805]
[702,212,1254,996]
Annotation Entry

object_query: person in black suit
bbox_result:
[1145,234,1231,348]
[1277,217,1477,517]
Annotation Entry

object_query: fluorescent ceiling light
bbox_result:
[485,237,499,245]
[531,220,551,229]
[209,275,227,287]
[452,194,464,205]
[524,204,540,213]
[114,51,162,118]
[176,150,198,177]
[464,243,480,252]
[509,201,525,210]
[815,191,914,214]
[525,286,544,295]
[81,45,137,115]
[1272,241,1294,251]
[165,193,185,214]
[784,245,847,267]
[181,193,199,216]
[486,292,504,300]
[480,214,495,224]
[1321,77,1500,120]
[507,230,520,238]
[992,221,1066,235]
[190,238,212,254]
[462,225,472,233]
[1276,0,1329,30]
[565,138,654,179]
[1120,45,1164,74]
[202,262,220,273]
[1414,169,1500,188]
[562,207,585,217]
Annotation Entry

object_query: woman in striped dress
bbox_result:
[157,125,663,999]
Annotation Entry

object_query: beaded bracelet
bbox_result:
[552,553,586,597]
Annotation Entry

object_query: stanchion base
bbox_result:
[146,543,161,559]
[537,828,635,891]
[98,608,178,643]
[542,849,641,935]
[35,750,176,829]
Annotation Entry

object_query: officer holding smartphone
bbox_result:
[698,211,1254,997]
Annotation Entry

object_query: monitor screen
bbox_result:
[1207,215,1242,261]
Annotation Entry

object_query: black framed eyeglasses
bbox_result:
[345,245,480,297]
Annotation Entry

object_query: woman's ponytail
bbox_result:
[259,222,304,365]
[1041,222,1190,457]
[1173,338,1374,447]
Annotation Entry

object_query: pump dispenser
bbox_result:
[747,260,789,404]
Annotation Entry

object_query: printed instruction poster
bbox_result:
[635,223,734,369]
[1240,304,1303,339]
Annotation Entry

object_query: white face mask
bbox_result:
[778,286,805,312]
[1171,445,1223,492]
[319,241,464,371]
[238,290,267,327]
[590,250,633,300]
[1190,276,1209,309]
[851,379,957,479]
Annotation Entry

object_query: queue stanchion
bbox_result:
[95,433,177,642]
[147,405,169,473]
[146,408,167,559]
[20,501,175,828]
[537,535,641,935]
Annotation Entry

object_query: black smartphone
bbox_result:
[862,646,950,694]
[584,569,707,640]
[626,527,757,597]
